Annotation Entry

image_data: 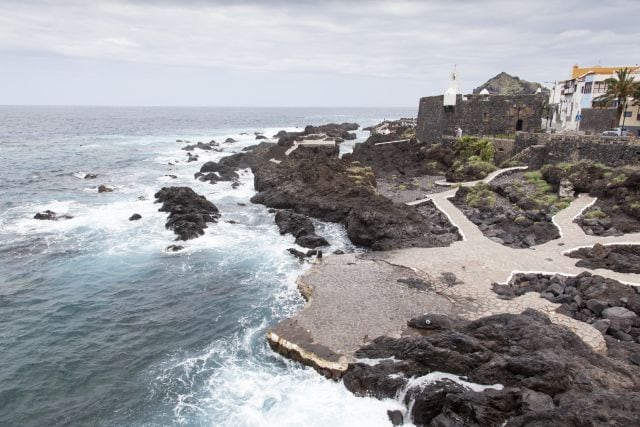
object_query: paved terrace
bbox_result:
[267,168,640,374]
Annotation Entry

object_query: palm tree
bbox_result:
[593,67,638,128]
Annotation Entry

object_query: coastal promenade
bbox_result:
[267,168,640,375]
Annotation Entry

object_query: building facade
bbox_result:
[550,65,640,134]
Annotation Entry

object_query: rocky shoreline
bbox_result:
[150,121,640,426]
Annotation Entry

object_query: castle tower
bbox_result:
[444,68,458,106]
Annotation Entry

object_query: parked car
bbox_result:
[602,127,631,136]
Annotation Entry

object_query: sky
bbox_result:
[0,0,638,107]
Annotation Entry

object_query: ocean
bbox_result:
[0,106,414,426]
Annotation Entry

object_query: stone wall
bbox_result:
[417,93,545,143]
[511,133,640,169]
[580,108,618,133]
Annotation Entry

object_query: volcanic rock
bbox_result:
[154,186,220,240]
[343,309,640,426]
[274,210,329,249]
[33,210,73,221]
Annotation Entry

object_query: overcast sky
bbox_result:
[0,0,637,107]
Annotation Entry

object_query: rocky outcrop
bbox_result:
[33,210,73,220]
[303,123,358,140]
[473,72,548,96]
[98,185,114,193]
[273,123,359,148]
[251,152,460,250]
[182,141,219,151]
[195,161,241,186]
[193,142,275,188]
[493,272,640,346]
[274,210,329,249]
[344,140,451,179]
[568,244,640,274]
[195,126,460,250]
[343,309,640,426]
[129,213,142,221]
[154,186,220,240]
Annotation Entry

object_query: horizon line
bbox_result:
[0,104,418,109]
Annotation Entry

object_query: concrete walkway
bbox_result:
[267,168,640,374]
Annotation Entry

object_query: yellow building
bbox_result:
[571,64,640,79]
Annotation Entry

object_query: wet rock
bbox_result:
[295,234,329,249]
[275,210,315,238]
[275,210,329,249]
[344,309,640,426]
[406,380,467,425]
[84,173,97,179]
[287,248,315,260]
[183,141,218,151]
[333,249,345,255]
[33,210,73,221]
[98,185,114,193]
[255,134,268,140]
[386,409,403,426]
[129,213,142,221]
[165,174,178,179]
[165,244,184,252]
[154,186,220,240]
[195,161,240,185]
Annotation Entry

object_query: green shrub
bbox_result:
[453,136,495,163]
[447,157,497,182]
[465,183,496,208]
[584,209,606,219]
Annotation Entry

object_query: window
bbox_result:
[593,81,608,94]
[582,82,592,94]
[624,111,632,117]
[483,112,489,121]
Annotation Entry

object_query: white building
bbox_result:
[550,64,640,131]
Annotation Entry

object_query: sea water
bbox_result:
[0,106,414,426]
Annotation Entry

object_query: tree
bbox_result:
[593,67,638,126]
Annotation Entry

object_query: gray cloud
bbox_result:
[0,0,637,106]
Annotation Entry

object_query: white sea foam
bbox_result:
[397,371,504,424]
